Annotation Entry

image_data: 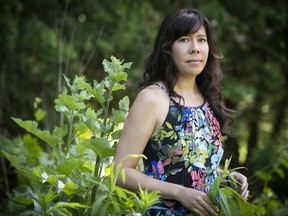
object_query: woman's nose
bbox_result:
[189,42,200,54]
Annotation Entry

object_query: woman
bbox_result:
[113,8,249,216]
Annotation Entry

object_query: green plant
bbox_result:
[0,56,160,215]
[208,157,262,216]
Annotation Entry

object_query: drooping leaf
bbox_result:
[12,118,60,146]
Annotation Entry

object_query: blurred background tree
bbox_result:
[1,0,287,207]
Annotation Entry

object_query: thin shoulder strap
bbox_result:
[154,82,169,96]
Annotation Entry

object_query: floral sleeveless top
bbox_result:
[143,84,224,215]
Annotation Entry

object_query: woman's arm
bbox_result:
[114,87,179,198]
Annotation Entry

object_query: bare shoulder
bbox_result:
[128,85,169,135]
[136,84,168,103]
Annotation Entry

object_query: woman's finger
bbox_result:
[243,189,250,201]
[201,196,219,216]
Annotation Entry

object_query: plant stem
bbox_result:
[66,112,73,152]
[101,85,113,137]
[91,84,113,204]
[91,154,99,203]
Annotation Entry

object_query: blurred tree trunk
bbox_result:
[246,95,262,165]
[272,68,288,137]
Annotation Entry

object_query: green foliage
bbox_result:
[0,56,160,215]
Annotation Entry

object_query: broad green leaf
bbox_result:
[56,158,84,176]
[84,137,115,158]
[113,72,128,83]
[12,118,59,146]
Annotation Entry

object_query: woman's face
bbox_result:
[171,26,209,78]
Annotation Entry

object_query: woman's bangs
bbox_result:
[173,13,204,39]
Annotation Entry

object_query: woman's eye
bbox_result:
[179,38,189,42]
[199,38,207,42]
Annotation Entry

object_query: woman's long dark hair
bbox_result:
[140,8,234,134]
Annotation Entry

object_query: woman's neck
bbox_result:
[173,78,204,107]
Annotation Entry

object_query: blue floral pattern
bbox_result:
[143,98,224,215]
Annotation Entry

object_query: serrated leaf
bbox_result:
[12,118,59,146]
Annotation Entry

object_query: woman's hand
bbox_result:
[178,187,219,216]
[231,171,249,201]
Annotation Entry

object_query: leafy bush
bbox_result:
[0,56,160,215]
